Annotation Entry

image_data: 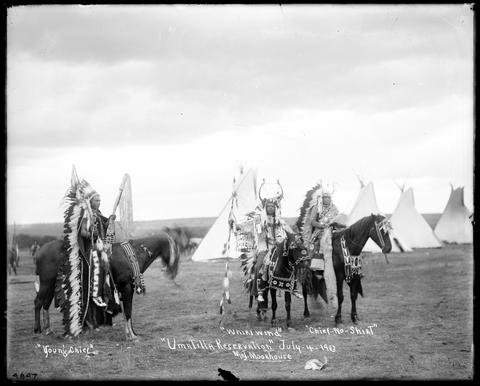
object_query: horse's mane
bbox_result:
[348,215,375,232]
[296,184,321,233]
[129,233,180,279]
[334,214,384,241]
[162,226,191,252]
[275,232,302,257]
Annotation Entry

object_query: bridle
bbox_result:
[140,243,154,259]
[373,218,392,251]
[282,237,308,268]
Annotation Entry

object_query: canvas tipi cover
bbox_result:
[191,168,258,262]
[347,182,405,253]
[434,187,473,244]
[389,188,442,249]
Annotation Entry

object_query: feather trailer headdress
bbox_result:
[58,166,98,336]
[296,183,322,244]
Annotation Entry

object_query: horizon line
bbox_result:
[6,213,443,227]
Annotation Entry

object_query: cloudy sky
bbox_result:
[7,4,474,225]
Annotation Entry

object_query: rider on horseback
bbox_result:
[253,193,303,302]
[305,189,339,280]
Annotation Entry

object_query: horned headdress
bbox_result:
[258,179,284,209]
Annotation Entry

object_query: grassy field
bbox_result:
[6,243,473,381]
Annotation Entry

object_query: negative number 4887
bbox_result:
[12,373,38,380]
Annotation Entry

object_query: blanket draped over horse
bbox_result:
[295,183,342,307]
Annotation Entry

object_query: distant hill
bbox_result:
[8,213,443,239]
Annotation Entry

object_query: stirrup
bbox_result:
[93,297,107,308]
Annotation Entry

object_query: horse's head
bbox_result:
[282,232,309,268]
[139,233,180,280]
[368,214,393,254]
[163,226,191,257]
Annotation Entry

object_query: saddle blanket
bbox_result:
[341,235,362,283]
[268,246,296,292]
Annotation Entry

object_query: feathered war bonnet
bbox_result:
[80,181,100,203]
[63,165,99,233]
[319,182,335,206]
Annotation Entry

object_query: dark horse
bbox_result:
[34,232,180,340]
[246,232,308,328]
[299,214,392,326]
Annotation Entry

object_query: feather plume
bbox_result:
[240,252,255,292]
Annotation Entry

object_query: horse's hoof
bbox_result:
[271,319,277,327]
[351,315,359,324]
[34,328,41,334]
[45,329,53,336]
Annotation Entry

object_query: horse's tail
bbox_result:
[297,266,326,302]
[165,233,180,280]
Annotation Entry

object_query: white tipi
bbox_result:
[347,181,384,252]
[347,180,404,253]
[389,187,442,249]
[191,168,258,262]
[434,186,473,244]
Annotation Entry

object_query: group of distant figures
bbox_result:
[8,240,43,276]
